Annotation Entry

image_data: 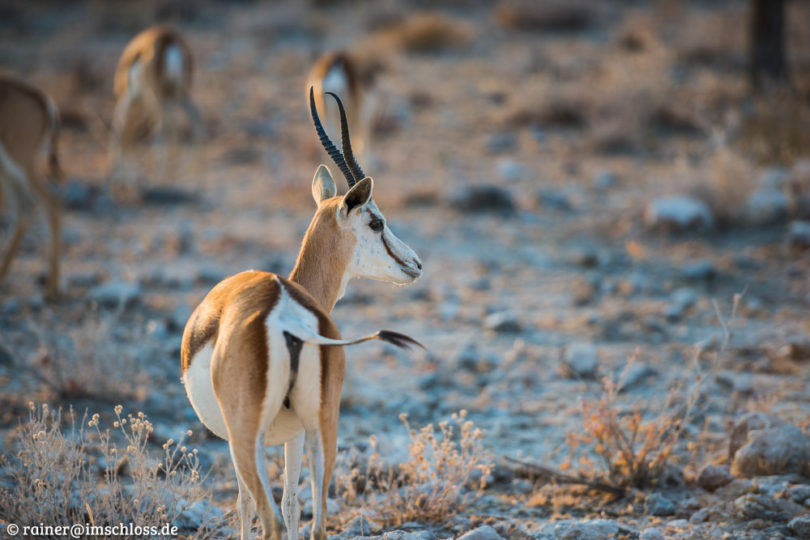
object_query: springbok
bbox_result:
[109,24,202,190]
[307,50,381,163]
[0,74,63,298]
[181,88,423,540]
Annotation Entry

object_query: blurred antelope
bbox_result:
[110,24,202,190]
[181,88,422,540]
[0,74,63,297]
[307,50,381,163]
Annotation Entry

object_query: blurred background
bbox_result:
[1,0,810,537]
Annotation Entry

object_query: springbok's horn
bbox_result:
[325,91,365,184]
[309,86,354,187]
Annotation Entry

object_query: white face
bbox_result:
[344,199,422,285]
[312,165,422,286]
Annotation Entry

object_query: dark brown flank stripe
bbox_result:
[283,331,303,409]
[277,277,342,407]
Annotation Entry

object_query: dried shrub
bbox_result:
[3,308,149,402]
[374,13,471,54]
[337,411,492,526]
[564,370,691,488]
[564,295,744,489]
[688,144,756,226]
[495,0,595,32]
[0,404,224,536]
[738,90,810,165]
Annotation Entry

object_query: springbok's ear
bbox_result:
[312,164,337,205]
[340,177,373,216]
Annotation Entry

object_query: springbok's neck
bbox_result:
[288,206,353,313]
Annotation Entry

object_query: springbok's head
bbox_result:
[308,87,422,286]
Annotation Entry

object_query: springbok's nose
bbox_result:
[415,259,422,270]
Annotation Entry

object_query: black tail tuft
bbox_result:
[377,330,426,351]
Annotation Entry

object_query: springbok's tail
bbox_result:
[295,328,425,351]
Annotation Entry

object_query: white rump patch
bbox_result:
[164,44,184,83]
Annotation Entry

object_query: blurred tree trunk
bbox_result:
[749,0,788,93]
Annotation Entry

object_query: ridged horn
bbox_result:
[325,91,365,184]
[309,86,354,187]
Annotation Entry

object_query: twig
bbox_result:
[502,456,626,497]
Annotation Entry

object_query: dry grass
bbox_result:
[336,410,492,527]
[495,0,596,32]
[563,350,695,489]
[687,144,757,226]
[738,90,810,165]
[372,13,471,55]
[564,295,744,489]
[0,403,224,536]
[3,308,148,402]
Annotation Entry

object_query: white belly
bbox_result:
[183,343,230,440]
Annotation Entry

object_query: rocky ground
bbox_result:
[1,1,810,538]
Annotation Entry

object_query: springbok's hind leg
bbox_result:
[235,472,256,540]
[282,431,305,540]
[29,176,61,298]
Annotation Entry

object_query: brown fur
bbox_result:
[289,197,356,310]
[110,24,201,185]
[183,196,360,539]
[307,50,382,162]
[0,74,62,297]
[114,25,193,101]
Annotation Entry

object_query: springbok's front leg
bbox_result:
[282,432,305,540]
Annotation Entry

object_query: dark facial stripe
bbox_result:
[381,232,408,268]
[283,331,303,409]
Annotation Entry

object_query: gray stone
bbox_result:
[382,530,436,540]
[196,266,225,285]
[618,362,657,391]
[788,221,810,249]
[731,423,810,477]
[62,179,93,210]
[458,525,503,540]
[488,132,518,154]
[497,159,527,182]
[449,184,516,215]
[644,195,714,231]
[729,412,781,461]
[485,310,522,333]
[172,499,224,531]
[639,527,664,540]
[560,343,599,379]
[339,515,383,537]
[645,492,676,516]
[89,281,141,307]
[733,493,806,521]
[665,287,698,320]
[169,304,194,332]
[760,167,791,190]
[594,169,618,189]
[538,189,573,212]
[697,464,733,491]
[301,497,339,518]
[745,188,789,225]
[680,259,717,282]
[789,515,810,537]
[787,485,810,504]
[534,519,620,540]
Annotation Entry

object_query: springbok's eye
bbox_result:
[369,218,384,232]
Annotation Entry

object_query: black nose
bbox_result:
[415,260,422,270]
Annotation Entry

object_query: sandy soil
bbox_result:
[2,1,810,539]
